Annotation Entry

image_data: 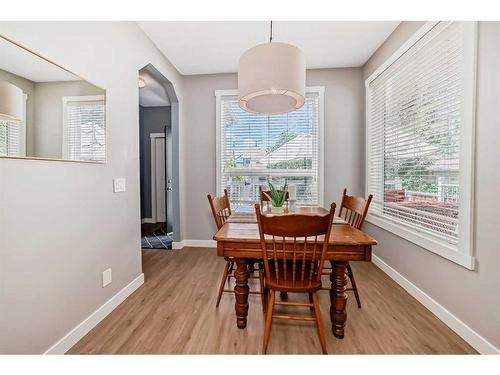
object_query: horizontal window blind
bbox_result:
[63,96,105,162]
[219,91,321,207]
[0,90,25,157]
[0,120,22,157]
[367,21,467,245]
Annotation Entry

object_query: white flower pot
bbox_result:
[270,206,285,215]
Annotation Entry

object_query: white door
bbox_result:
[155,137,166,222]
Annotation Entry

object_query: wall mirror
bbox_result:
[0,35,106,163]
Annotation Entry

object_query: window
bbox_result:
[0,120,22,157]
[366,21,476,269]
[216,87,324,208]
[62,95,105,162]
[0,92,26,157]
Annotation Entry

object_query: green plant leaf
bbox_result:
[267,179,288,207]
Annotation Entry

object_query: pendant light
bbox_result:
[238,21,305,115]
[0,80,23,123]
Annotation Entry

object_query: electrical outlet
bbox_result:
[113,178,126,193]
[102,268,112,287]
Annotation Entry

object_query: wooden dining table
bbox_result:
[213,206,377,339]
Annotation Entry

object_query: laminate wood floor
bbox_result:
[68,248,476,354]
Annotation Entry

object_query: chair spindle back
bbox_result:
[255,203,336,287]
[339,188,373,230]
[207,189,232,230]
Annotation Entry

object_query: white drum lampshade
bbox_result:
[238,42,305,115]
[0,80,23,122]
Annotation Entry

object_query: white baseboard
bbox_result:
[173,239,216,249]
[44,273,145,354]
[141,218,155,224]
[184,239,217,248]
[172,240,185,249]
[372,254,499,354]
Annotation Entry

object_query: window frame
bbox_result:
[365,21,477,270]
[215,86,325,207]
[0,93,27,158]
[62,94,106,162]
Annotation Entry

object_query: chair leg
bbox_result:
[262,290,275,355]
[248,261,255,273]
[262,287,269,315]
[216,261,232,308]
[308,292,314,311]
[258,263,265,312]
[346,262,361,308]
[279,292,289,300]
[227,261,234,286]
[311,292,328,354]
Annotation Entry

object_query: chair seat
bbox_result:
[266,260,322,292]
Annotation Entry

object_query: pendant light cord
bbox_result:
[269,21,273,43]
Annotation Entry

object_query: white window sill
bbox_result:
[366,213,475,270]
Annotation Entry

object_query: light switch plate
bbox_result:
[113,178,126,193]
[102,268,112,287]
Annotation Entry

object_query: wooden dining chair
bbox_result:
[207,190,264,308]
[259,186,289,210]
[256,202,336,354]
[323,188,372,308]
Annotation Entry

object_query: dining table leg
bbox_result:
[329,260,348,339]
[234,257,250,329]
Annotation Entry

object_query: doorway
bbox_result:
[138,64,179,249]
[150,132,173,232]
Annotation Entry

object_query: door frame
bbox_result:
[150,132,165,223]
[139,63,181,242]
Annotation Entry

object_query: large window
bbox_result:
[216,87,324,208]
[62,95,105,162]
[366,22,476,268]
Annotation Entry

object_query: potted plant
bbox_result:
[264,180,288,214]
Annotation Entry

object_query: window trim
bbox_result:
[215,87,325,207]
[62,94,106,162]
[0,92,27,158]
[365,21,477,270]
[18,93,27,157]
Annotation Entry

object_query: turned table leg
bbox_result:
[329,260,348,339]
[234,258,250,329]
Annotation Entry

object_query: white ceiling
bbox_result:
[139,69,171,107]
[138,21,400,75]
[0,36,79,82]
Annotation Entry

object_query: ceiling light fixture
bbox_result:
[0,80,23,123]
[238,21,306,115]
[138,76,146,88]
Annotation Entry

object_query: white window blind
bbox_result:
[63,95,105,162]
[0,120,22,157]
[366,21,476,265]
[217,88,323,207]
[0,91,26,157]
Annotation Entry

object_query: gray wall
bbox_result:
[0,21,184,354]
[139,105,171,219]
[0,70,103,159]
[32,80,103,159]
[362,21,500,350]
[182,68,364,240]
[0,68,36,155]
